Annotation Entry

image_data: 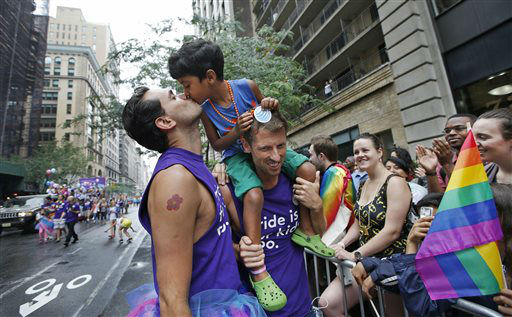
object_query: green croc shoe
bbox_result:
[291,228,334,257]
[250,274,287,312]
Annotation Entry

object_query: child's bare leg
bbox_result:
[243,187,266,282]
[296,162,320,235]
[110,221,116,237]
[124,228,131,239]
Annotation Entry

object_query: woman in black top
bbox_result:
[321,133,412,317]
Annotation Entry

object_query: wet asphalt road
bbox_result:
[0,206,154,317]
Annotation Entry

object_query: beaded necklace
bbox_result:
[207,80,240,125]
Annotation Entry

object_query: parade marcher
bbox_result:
[169,39,329,310]
[52,199,66,242]
[63,196,79,247]
[221,110,316,316]
[108,199,118,239]
[35,209,53,244]
[320,133,412,317]
[122,86,265,316]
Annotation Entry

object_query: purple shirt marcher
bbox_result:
[230,173,311,317]
[138,148,242,307]
[65,202,79,222]
[54,202,67,219]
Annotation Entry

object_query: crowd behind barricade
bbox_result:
[35,182,139,246]
[120,38,511,317]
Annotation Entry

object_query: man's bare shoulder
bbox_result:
[152,164,198,188]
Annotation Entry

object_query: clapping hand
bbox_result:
[416,145,438,174]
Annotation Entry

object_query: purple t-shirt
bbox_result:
[65,202,80,222]
[54,202,67,219]
[138,147,242,304]
[230,173,311,317]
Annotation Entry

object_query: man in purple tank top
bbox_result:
[122,87,264,316]
[220,110,326,316]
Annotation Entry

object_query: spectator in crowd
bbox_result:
[416,114,477,193]
[343,155,355,173]
[307,135,354,247]
[350,160,368,195]
[385,156,428,205]
[324,80,333,98]
[320,133,412,317]
[473,107,512,185]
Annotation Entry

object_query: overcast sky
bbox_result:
[48,0,194,172]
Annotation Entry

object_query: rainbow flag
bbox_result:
[415,130,504,300]
[320,164,355,230]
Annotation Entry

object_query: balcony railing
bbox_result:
[290,0,346,56]
[256,0,272,23]
[303,2,379,76]
[316,48,389,100]
[270,0,287,25]
[282,0,312,31]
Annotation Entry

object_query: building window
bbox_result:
[68,80,73,88]
[68,68,75,76]
[49,32,54,38]
[64,133,70,141]
[67,92,72,100]
[55,56,61,65]
[74,34,77,40]
[82,25,87,32]
[65,119,72,128]
[44,79,50,87]
[42,92,58,100]
[52,79,59,87]
[44,66,50,75]
[75,25,78,32]
[53,67,60,75]
[56,32,59,38]
[39,132,55,141]
[42,104,57,114]
[40,118,56,128]
[56,23,60,30]
[66,104,72,114]
[45,56,51,64]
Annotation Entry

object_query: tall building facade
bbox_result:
[193,0,255,37]
[0,0,49,158]
[250,0,511,156]
[42,7,120,184]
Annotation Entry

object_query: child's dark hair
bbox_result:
[168,39,224,81]
[415,193,444,211]
[391,146,414,175]
[122,86,168,153]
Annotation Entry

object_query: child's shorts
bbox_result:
[225,148,308,199]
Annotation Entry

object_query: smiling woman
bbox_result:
[473,107,512,185]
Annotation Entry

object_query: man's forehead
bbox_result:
[141,88,173,101]
[253,127,286,143]
[446,116,471,127]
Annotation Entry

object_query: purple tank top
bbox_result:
[139,147,241,301]
[230,173,311,317]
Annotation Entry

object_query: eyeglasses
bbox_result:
[443,125,467,134]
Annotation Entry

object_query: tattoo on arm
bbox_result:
[166,194,184,211]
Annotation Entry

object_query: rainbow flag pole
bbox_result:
[415,129,504,300]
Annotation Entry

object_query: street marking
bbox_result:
[0,261,59,299]
[66,275,92,289]
[69,247,82,255]
[71,230,144,317]
[25,279,56,295]
[19,283,62,317]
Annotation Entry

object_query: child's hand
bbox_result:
[235,111,253,135]
[260,97,279,110]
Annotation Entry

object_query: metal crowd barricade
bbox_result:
[303,249,503,317]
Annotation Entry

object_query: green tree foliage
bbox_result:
[71,18,325,159]
[10,142,88,192]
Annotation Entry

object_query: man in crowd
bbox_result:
[308,135,355,247]
[63,196,79,247]
[122,87,262,316]
[416,113,477,192]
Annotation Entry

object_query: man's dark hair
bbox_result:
[243,110,288,146]
[122,86,168,153]
[168,39,224,81]
[447,113,477,124]
[311,135,338,162]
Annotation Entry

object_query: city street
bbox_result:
[0,206,154,317]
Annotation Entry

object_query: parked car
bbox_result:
[0,194,48,234]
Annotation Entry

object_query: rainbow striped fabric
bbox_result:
[320,164,355,230]
[415,130,504,300]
